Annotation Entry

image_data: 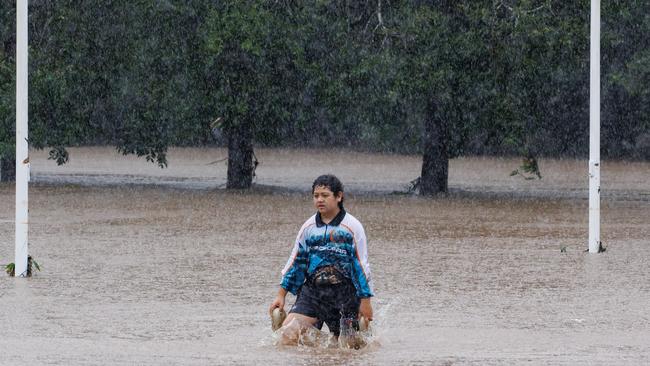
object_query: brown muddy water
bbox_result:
[0,147,649,365]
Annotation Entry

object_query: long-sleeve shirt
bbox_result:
[280,209,374,298]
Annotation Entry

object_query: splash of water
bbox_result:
[265,297,404,350]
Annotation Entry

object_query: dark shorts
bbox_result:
[289,279,360,336]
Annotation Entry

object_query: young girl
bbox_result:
[269,174,374,344]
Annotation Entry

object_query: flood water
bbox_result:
[1,147,649,365]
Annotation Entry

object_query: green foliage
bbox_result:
[601,1,650,159]
[4,262,14,276]
[4,256,40,277]
[0,2,15,160]
[200,1,303,149]
[510,156,542,180]
[0,0,649,173]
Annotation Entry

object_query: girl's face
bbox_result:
[312,185,342,217]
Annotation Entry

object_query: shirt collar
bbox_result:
[315,208,346,227]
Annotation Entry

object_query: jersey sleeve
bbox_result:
[351,221,374,298]
[280,221,310,295]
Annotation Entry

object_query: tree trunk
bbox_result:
[420,97,448,195]
[0,156,16,182]
[226,121,254,189]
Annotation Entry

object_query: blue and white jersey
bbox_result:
[280,209,374,298]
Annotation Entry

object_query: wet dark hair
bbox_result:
[312,174,344,209]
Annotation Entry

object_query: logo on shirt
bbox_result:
[313,245,348,255]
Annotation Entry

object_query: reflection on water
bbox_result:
[0,147,648,365]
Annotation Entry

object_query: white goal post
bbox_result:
[15,0,29,277]
[589,0,601,253]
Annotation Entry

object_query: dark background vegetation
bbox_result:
[1,1,649,192]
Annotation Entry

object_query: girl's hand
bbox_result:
[269,288,288,315]
[359,298,373,321]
